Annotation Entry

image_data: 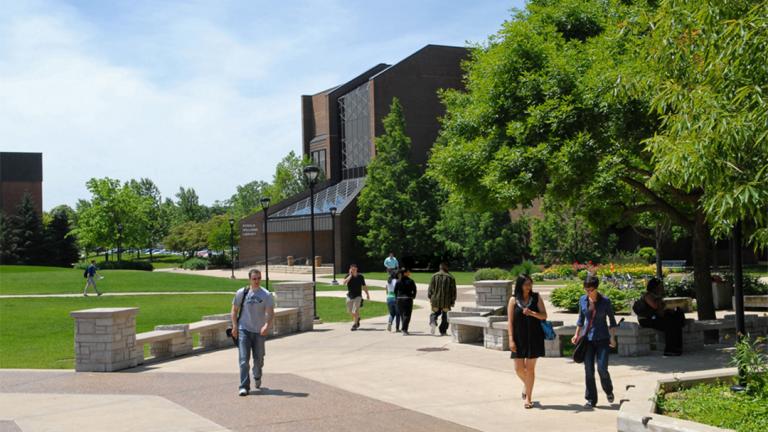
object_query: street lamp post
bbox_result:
[260,197,271,289]
[731,221,746,391]
[228,217,235,279]
[303,165,320,319]
[117,223,124,263]
[330,207,338,285]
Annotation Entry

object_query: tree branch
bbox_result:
[620,176,693,227]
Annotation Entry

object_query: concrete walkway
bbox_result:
[0,271,744,431]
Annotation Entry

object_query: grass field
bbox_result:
[0,295,388,369]
[336,271,476,285]
[0,265,246,295]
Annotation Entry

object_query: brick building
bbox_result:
[238,45,469,271]
[0,152,43,217]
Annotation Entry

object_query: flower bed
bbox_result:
[541,262,666,280]
[550,282,643,313]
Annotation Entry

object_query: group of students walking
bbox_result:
[508,274,686,409]
[232,258,687,408]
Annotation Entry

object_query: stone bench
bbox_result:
[733,295,768,310]
[135,324,192,363]
[189,319,230,349]
[661,260,686,268]
[449,315,489,344]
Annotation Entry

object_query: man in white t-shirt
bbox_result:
[231,268,274,396]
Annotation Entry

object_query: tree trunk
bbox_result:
[655,222,663,279]
[692,211,715,320]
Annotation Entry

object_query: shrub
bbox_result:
[724,273,768,295]
[732,336,768,397]
[542,264,577,278]
[510,260,538,277]
[73,261,154,271]
[664,277,695,298]
[550,283,584,312]
[531,272,545,282]
[637,247,656,263]
[207,253,232,268]
[550,282,642,313]
[182,257,208,270]
[474,267,510,281]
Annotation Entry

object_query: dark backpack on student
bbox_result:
[83,269,89,278]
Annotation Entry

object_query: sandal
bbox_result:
[524,402,534,409]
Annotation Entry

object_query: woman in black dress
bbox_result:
[507,275,547,409]
[395,268,417,335]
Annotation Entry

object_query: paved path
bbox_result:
[0,271,743,431]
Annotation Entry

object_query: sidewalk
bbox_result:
[0,277,739,431]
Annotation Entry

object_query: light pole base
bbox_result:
[331,279,339,286]
[313,318,324,325]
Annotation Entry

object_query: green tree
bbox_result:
[72,178,151,260]
[434,199,531,268]
[265,151,325,203]
[163,221,207,259]
[175,187,208,223]
[43,205,80,267]
[358,98,442,262]
[229,180,271,219]
[428,0,725,319]
[127,178,170,260]
[643,1,768,249]
[207,214,239,252]
[7,194,44,264]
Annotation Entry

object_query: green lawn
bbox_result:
[0,265,246,295]
[0,295,387,369]
[335,271,476,285]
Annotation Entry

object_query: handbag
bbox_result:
[226,287,248,346]
[540,320,556,341]
[572,307,597,364]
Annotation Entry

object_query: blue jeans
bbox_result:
[584,338,613,404]
[387,297,400,329]
[238,329,265,391]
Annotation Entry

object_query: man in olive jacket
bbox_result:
[428,262,457,336]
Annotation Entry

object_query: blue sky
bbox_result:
[1,0,525,210]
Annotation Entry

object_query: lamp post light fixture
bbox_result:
[302,164,320,319]
[260,197,271,289]
[329,206,338,285]
[117,223,124,263]
[228,217,236,279]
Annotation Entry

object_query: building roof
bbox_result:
[270,177,365,218]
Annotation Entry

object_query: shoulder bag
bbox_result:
[226,287,249,346]
[572,306,597,364]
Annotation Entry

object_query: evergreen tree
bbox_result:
[44,206,80,266]
[357,98,442,263]
[10,194,44,264]
[0,211,18,264]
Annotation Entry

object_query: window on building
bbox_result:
[311,149,326,176]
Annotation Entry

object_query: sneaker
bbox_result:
[387,323,392,332]
[607,393,614,403]
[254,381,261,390]
[351,325,357,331]
[395,328,401,333]
[238,388,248,397]
[83,293,88,297]
[403,331,409,336]
[439,332,447,337]
[584,401,595,409]
[430,323,436,335]
[97,292,102,296]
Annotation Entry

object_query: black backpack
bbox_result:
[83,269,89,278]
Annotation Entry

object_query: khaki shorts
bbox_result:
[346,296,362,314]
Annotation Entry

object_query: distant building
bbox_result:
[0,152,43,217]
[238,45,469,270]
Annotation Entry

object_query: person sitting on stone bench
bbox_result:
[633,277,686,357]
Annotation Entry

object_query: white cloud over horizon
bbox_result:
[0,0,519,210]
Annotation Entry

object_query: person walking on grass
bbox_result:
[507,275,547,409]
[343,264,370,331]
[571,276,617,408]
[83,260,102,296]
[231,268,274,396]
[395,268,417,335]
[386,271,401,332]
[428,262,456,336]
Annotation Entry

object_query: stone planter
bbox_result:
[619,368,737,432]
[712,281,733,310]
[473,280,513,308]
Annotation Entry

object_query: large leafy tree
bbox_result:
[644,0,768,249]
[357,98,442,263]
[434,199,531,268]
[72,178,151,259]
[428,0,731,319]
[127,178,171,260]
[228,180,270,219]
[265,151,325,203]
